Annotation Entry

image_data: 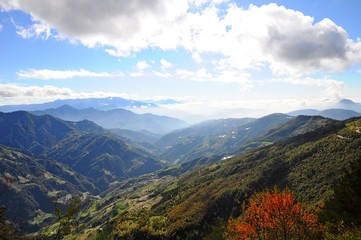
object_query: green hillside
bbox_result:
[158,114,336,163]
[0,145,97,233]
[48,132,163,190]
[82,117,361,240]
[0,111,164,234]
[1,112,360,239]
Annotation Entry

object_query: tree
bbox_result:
[51,195,81,240]
[225,188,320,240]
[0,177,22,240]
[112,209,170,240]
[321,157,361,227]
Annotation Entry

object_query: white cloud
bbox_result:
[270,77,345,99]
[152,70,172,78]
[17,69,123,80]
[129,72,145,77]
[15,20,52,40]
[192,52,202,63]
[2,1,361,77]
[160,59,173,69]
[175,69,194,79]
[136,60,151,71]
[0,0,17,10]
[0,83,74,99]
[130,60,151,76]
[210,70,252,87]
[0,83,132,104]
[192,68,213,81]
[186,3,361,76]
[2,0,188,56]
[175,67,252,88]
[275,77,345,89]
[132,96,344,121]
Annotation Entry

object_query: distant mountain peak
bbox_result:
[0,97,158,112]
[31,104,189,134]
[338,99,356,105]
[332,98,361,113]
[57,104,75,109]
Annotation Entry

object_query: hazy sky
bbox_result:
[0,0,361,117]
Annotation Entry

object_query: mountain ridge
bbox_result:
[288,99,361,120]
[0,145,98,232]
[0,97,157,112]
[69,116,361,239]
[31,105,189,134]
[0,111,163,190]
[289,108,361,120]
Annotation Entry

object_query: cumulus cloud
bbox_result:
[14,20,52,39]
[0,83,132,104]
[136,60,151,71]
[206,3,361,76]
[271,77,345,99]
[130,60,151,77]
[2,1,361,77]
[160,59,173,69]
[2,0,188,56]
[17,69,123,80]
[0,83,74,99]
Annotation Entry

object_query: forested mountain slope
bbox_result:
[158,114,336,163]
[85,117,361,239]
[0,145,97,232]
[0,111,163,190]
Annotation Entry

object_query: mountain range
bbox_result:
[0,98,361,238]
[289,108,361,120]
[332,98,361,112]
[0,97,157,112]
[155,114,336,163]
[68,116,361,239]
[0,111,164,232]
[0,111,163,188]
[31,105,188,135]
[288,99,361,120]
[0,145,98,232]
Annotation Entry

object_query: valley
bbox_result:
[0,98,361,239]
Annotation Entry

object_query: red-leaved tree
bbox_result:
[225,189,320,240]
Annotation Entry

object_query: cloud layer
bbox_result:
[17,69,123,80]
[2,1,360,76]
[0,83,131,103]
[0,83,74,99]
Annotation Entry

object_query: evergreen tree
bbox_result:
[322,157,361,227]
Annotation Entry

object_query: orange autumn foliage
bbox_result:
[226,189,320,240]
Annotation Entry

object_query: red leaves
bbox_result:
[226,189,320,240]
[3,177,11,186]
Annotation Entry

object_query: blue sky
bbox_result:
[0,0,361,118]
